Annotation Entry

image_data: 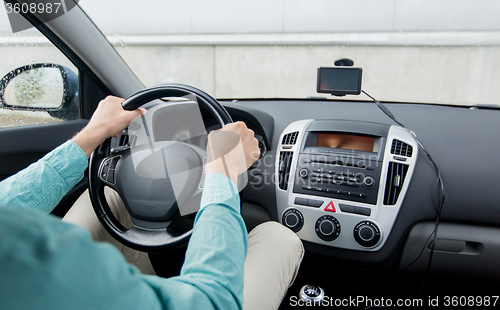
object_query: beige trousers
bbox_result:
[63,189,304,310]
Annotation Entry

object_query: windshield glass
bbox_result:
[80,0,500,106]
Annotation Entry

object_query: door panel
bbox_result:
[0,119,88,181]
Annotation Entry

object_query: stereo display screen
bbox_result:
[316,133,375,152]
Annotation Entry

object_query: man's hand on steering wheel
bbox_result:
[205,122,260,185]
[71,96,146,158]
[87,84,247,250]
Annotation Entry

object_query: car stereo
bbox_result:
[276,119,417,251]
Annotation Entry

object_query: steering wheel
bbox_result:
[89,84,232,251]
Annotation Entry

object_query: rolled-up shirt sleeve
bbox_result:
[0,168,248,310]
[140,172,248,309]
[0,140,88,213]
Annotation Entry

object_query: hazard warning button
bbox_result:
[324,201,336,212]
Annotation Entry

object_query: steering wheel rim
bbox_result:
[89,83,232,252]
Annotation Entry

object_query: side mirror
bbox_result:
[0,63,79,120]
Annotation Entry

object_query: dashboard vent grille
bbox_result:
[119,134,137,147]
[278,151,293,190]
[128,122,142,131]
[384,162,409,205]
[391,139,413,157]
[282,132,299,145]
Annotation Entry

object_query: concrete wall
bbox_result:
[116,44,500,106]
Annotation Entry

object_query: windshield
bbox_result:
[80,0,500,106]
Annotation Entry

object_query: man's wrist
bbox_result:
[205,157,238,185]
[70,126,108,158]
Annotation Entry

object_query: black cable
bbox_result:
[362,90,445,294]
[400,230,436,272]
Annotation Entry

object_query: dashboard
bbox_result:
[222,98,500,290]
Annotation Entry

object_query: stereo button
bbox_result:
[299,168,309,178]
[294,197,308,206]
[363,176,375,188]
[354,206,371,216]
[307,199,324,208]
[339,203,355,213]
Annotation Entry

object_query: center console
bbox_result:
[275,119,417,251]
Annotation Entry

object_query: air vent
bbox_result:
[119,134,137,147]
[282,132,299,145]
[278,151,293,190]
[391,139,413,157]
[128,122,142,131]
[383,162,409,205]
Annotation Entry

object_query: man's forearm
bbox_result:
[176,173,248,309]
[0,141,88,213]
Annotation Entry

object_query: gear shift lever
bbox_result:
[299,285,325,304]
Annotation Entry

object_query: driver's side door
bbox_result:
[0,9,109,215]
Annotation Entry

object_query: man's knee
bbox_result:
[247,221,304,285]
[249,222,303,255]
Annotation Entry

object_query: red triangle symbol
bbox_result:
[325,201,336,212]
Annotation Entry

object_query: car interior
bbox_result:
[1,0,500,309]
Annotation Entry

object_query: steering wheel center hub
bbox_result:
[114,141,202,222]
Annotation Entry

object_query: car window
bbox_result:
[80,0,500,106]
[0,9,79,129]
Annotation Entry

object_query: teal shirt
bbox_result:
[0,141,248,310]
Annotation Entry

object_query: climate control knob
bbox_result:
[315,215,341,241]
[354,221,381,247]
[282,209,304,232]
